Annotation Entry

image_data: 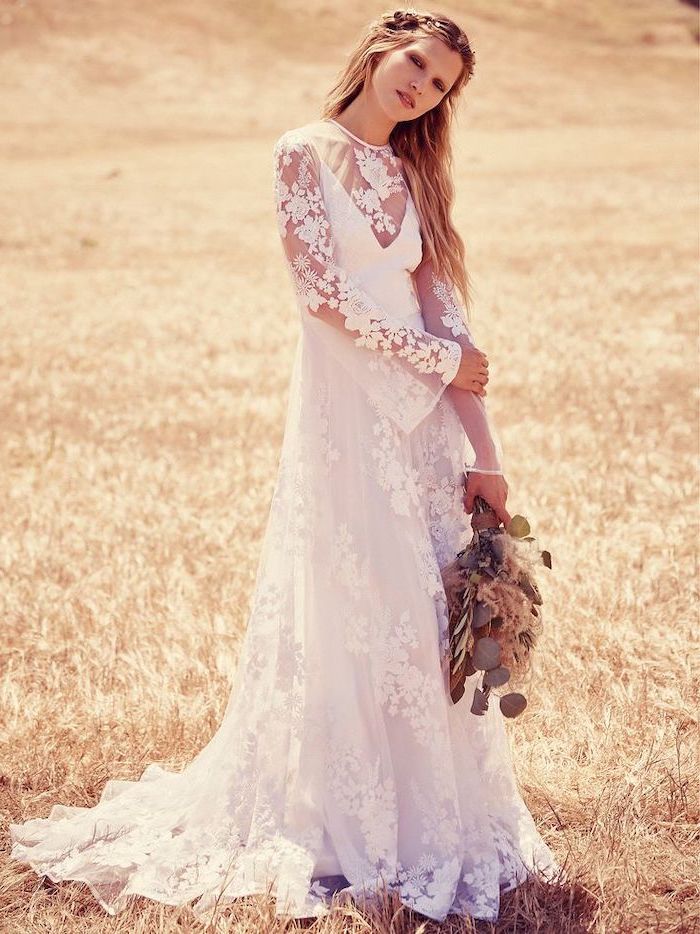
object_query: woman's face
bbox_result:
[372,34,464,122]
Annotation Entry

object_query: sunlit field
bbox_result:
[1,2,698,931]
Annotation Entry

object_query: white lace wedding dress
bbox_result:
[9,118,562,923]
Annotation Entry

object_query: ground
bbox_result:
[0,2,698,931]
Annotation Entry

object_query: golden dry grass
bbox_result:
[0,2,698,932]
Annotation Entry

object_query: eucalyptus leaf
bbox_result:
[507,515,530,538]
[483,665,510,687]
[472,601,492,629]
[470,687,489,715]
[499,692,528,718]
[469,571,482,584]
[472,636,501,670]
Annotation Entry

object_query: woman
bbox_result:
[9,8,562,924]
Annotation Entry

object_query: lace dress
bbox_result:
[8,118,562,923]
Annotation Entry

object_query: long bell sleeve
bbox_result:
[272,131,464,435]
[412,256,505,475]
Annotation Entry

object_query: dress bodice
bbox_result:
[287,118,425,322]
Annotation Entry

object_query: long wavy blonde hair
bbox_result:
[321,8,477,315]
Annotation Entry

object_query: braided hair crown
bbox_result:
[379,8,475,80]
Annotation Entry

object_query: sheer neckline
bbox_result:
[325,118,394,153]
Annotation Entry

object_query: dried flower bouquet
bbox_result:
[441,479,552,717]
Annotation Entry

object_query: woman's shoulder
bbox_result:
[273,119,338,156]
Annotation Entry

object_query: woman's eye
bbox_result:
[411,54,444,92]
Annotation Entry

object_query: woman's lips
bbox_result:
[396,89,414,109]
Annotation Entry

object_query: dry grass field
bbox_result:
[0,1,698,931]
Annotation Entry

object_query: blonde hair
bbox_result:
[321,8,477,316]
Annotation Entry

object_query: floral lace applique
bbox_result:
[330,521,372,591]
[328,522,449,753]
[360,412,422,518]
[316,380,341,470]
[326,743,397,863]
[393,853,463,917]
[428,271,475,340]
[350,146,407,242]
[409,779,462,855]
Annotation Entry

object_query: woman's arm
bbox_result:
[411,255,505,476]
[273,130,464,435]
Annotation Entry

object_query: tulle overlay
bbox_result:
[9,119,561,923]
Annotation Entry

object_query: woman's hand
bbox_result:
[450,342,489,395]
[462,470,511,528]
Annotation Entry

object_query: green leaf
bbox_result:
[455,629,470,657]
[507,515,530,538]
[450,681,465,704]
[453,611,469,637]
[469,571,482,583]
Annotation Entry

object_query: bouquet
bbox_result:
[441,476,552,717]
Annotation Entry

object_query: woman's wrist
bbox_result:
[464,465,504,476]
